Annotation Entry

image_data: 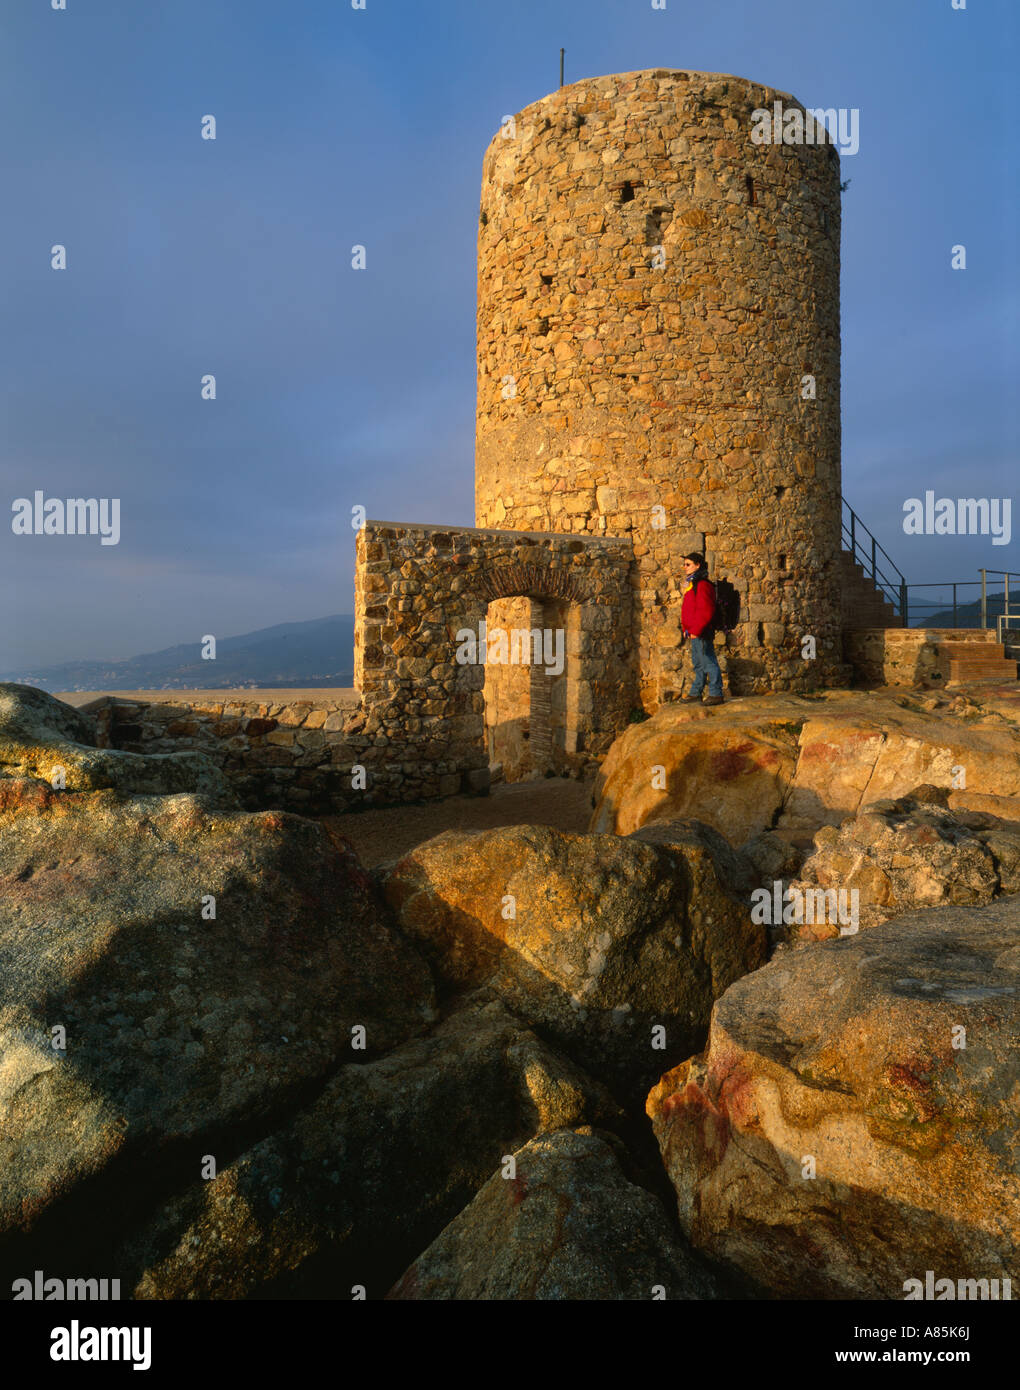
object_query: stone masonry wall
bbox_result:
[475,68,849,703]
[81,691,392,814]
[843,630,998,688]
[355,520,636,783]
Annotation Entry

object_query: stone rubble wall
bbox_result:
[72,516,636,815]
[843,629,996,688]
[475,68,851,701]
[355,519,637,781]
[82,691,389,814]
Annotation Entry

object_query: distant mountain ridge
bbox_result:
[912,594,1014,629]
[2,614,356,692]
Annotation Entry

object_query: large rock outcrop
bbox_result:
[121,998,620,1299]
[0,784,435,1246]
[381,822,766,1094]
[591,688,1020,844]
[646,896,1020,1299]
[0,682,235,803]
[788,789,1020,938]
[388,1128,722,1301]
[628,816,759,898]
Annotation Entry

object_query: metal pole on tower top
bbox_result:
[560,48,565,87]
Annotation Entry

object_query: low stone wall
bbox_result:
[69,688,482,814]
[843,629,995,687]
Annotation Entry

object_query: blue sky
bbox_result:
[1,0,1017,668]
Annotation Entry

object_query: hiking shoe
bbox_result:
[681,694,702,703]
[703,695,725,706]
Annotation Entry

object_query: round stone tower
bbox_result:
[475,69,846,703]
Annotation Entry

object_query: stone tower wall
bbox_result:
[475,68,846,703]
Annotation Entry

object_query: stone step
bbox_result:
[947,656,1018,677]
[936,631,1001,648]
[940,643,1008,662]
[842,577,893,599]
[843,586,896,604]
[839,550,904,631]
[948,665,1019,682]
[842,582,896,599]
[843,598,891,612]
[843,612,901,630]
[947,655,1016,668]
[937,629,1018,682]
[839,565,894,587]
[848,597,897,611]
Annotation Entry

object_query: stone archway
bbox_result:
[477,559,609,779]
[477,559,597,606]
[354,521,636,799]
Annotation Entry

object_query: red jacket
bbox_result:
[681,573,717,637]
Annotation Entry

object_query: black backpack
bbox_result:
[711,577,741,635]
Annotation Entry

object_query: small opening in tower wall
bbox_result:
[540,274,553,286]
[620,181,636,203]
[757,622,765,644]
[645,207,670,245]
[778,554,787,570]
[775,486,787,499]
[746,175,756,205]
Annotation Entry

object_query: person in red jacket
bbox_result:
[679,552,724,704]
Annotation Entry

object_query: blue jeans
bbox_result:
[690,635,723,697]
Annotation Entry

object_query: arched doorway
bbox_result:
[354,521,636,801]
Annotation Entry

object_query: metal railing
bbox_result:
[870,579,1020,630]
[981,569,1020,644]
[898,581,984,629]
[841,502,1018,634]
[841,498,907,620]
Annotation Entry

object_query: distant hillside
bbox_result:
[2,615,356,692]
[910,594,1013,629]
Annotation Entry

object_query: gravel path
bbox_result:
[321,775,596,868]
